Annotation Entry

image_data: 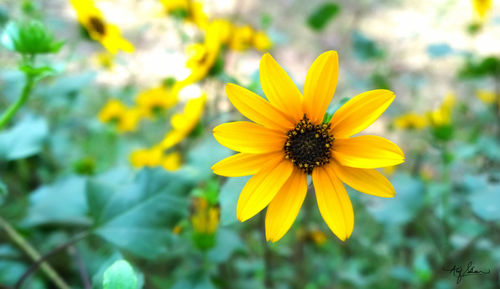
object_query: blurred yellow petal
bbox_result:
[237,160,294,222]
[212,151,282,177]
[476,90,496,104]
[162,152,181,171]
[312,165,354,241]
[303,51,338,124]
[213,121,286,153]
[225,83,294,132]
[265,168,307,242]
[394,113,427,130]
[330,90,395,138]
[332,163,395,198]
[259,53,303,122]
[333,135,405,168]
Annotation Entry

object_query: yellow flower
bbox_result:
[394,113,428,130]
[70,0,134,54]
[161,151,182,171]
[190,197,220,235]
[184,27,221,84]
[428,93,455,127]
[252,31,273,51]
[212,51,404,242]
[472,0,493,22]
[98,100,141,132]
[160,0,208,28]
[92,52,115,70]
[309,229,327,245]
[160,94,206,150]
[135,85,179,118]
[130,146,164,167]
[229,25,254,51]
[208,19,234,44]
[476,89,500,110]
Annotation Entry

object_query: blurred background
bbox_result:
[0,0,499,288]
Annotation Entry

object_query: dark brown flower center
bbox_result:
[284,115,334,174]
[89,16,106,35]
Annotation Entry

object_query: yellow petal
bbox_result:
[265,168,307,242]
[312,165,354,241]
[237,160,294,222]
[213,121,286,153]
[225,83,294,132]
[303,51,339,124]
[333,135,405,168]
[330,90,395,138]
[211,151,282,177]
[332,163,395,198]
[259,53,303,122]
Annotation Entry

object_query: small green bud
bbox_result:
[1,20,64,55]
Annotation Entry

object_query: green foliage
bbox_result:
[103,260,138,289]
[0,115,48,160]
[1,20,63,55]
[307,2,340,31]
[352,31,385,61]
[88,168,193,258]
[459,56,500,79]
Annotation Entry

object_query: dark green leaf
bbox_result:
[307,2,340,31]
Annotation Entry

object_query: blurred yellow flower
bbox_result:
[309,229,327,245]
[252,30,273,51]
[172,224,183,235]
[135,84,179,118]
[162,151,182,171]
[394,113,428,130]
[184,28,221,84]
[130,147,182,171]
[212,51,404,242]
[209,19,234,44]
[229,25,254,51]
[428,93,455,127]
[476,90,500,109]
[160,0,208,28]
[130,147,163,168]
[70,0,134,54]
[92,52,115,70]
[160,94,206,150]
[472,0,493,22]
[98,100,141,132]
[190,197,220,235]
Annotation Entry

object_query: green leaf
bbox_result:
[468,180,500,221]
[0,179,7,203]
[219,176,249,226]
[185,135,231,181]
[103,260,138,289]
[352,31,385,61]
[307,2,340,31]
[0,115,48,160]
[88,168,193,258]
[23,175,90,226]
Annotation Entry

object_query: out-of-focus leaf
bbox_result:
[426,43,453,58]
[219,176,250,226]
[186,135,231,181]
[23,175,90,226]
[468,181,500,221]
[207,229,244,263]
[171,274,216,289]
[102,260,138,289]
[352,31,385,61]
[307,2,340,31]
[88,168,193,258]
[459,56,500,79]
[0,115,48,160]
[0,179,7,205]
[364,173,424,225]
[413,254,432,282]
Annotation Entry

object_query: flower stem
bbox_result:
[0,73,35,129]
[0,216,71,289]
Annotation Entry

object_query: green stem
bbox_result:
[0,73,35,129]
[0,216,71,289]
